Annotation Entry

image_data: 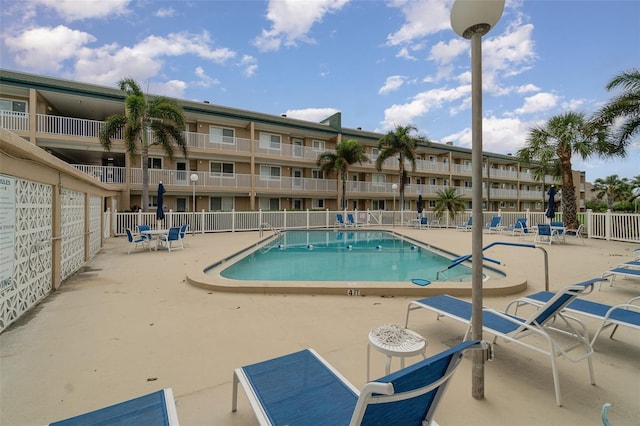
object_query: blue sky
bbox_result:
[1,0,639,182]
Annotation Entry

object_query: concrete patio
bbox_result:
[1,228,638,425]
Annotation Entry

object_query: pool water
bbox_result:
[218,230,473,282]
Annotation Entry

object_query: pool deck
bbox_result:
[1,227,639,425]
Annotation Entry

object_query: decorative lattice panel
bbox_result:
[0,178,52,332]
[88,195,102,257]
[60,189,85,282]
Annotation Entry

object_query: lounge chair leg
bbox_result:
[550,355,562,406]
[232,371,239,412]
[609,324,620,340]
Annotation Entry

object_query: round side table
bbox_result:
[367,324,427,381]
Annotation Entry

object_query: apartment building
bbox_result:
[1,69,565,214]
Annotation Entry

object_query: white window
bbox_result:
[209,126,235,144]
[500,201,506,208]
[428,200,436,209]
[259,198,280,210]
[148,157,162,169]
[464,180,472,188]
[210,197,233,211]
[0,98,27,112]
[443,179,449,186]
[372,200,385,210]
[429,178,437,186]
[372,174,386,186]
[524,202,532,210]
[429,155,437,162]
[149,196,159,208]
[535,202,542,209]
[292,199,303,210]
[312,169,324,179]
[260,165,281,180]
[464,160,472,167]
[312,140,325,151]
[209,161,234,177]
[371,148,379,159]
[312,199,325,209]
[509,202,516,208]
[259,132,281,149]
[415,177,422,185]
[442,157,448,164]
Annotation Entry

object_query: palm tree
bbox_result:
[317,139,369,209]
[99,78,187,211]
[375,125,429,210]
[433,187,466,222]
[517,112,618,230]
[593,68,640,151]
[591,175,630,210]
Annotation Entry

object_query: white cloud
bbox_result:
[513,92,559,115]
[194,66,221,88]
[155,8,176,18]
[442,116,533,154]
[386,0,451,46]
[4,25,95,72]
[253,0,350,52]
[31,0,132,21]
[379,76,406,95]
[239,55,258,77]
[430,38,467,65]
[379,85,469,131]
[396,47,416,61]
[283,107,340,122]
[517,84,539,94]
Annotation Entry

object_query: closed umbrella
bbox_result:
[157,182,166,223]
[417,194,423,216]
[545,185,556,219]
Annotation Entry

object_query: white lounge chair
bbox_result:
[501,217,529,236]
[49,388,178,425]
[456,216,472,231]
[483,216,502,233]
[405,278,605,406]
[602,266,640,288]
[232,341,485,425]
[520,292,640,347]
[159,226,184,252]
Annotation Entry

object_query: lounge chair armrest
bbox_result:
[629,295,640,305]
[503,297,545,314]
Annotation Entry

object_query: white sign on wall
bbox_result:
[0,174,16,291]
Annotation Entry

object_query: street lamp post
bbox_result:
[450,0,504,401]
[190,173,199,235]
[392,183,398,227]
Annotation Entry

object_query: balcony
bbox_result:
[254,176,337,192]
[0,111,29,131]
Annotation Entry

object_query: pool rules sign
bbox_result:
[0,175,16,292]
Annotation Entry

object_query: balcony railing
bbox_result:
[72,165,126,183]
[254,176,337,192]
[0,111,29,131]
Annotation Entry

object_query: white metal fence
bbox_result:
[111,209,640,244]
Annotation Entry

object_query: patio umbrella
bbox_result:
[417,194,423,216]
[545,185,556,219]
[157,182,166,222]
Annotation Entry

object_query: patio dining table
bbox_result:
[140,229,169,251]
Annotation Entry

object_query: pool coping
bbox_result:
[186,228,528,297]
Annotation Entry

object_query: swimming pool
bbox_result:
[216,230,474,283]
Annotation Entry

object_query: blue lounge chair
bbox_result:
[602,266,640,288]
[534,223,560,245]
[125,228,148,254]
[179,223,189,246]
[49,388,178,425]
[521,292,640,347]
[483,216,502,233]
[405,278,605,406]
[456,216,472,231]
[232,341,484,425]
[347,213,363,227]
[502,217,529,236]
[619,260,640,269]
[160,226,183,252]
[336,213,349,227]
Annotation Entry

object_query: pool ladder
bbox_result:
[259,223,281,238]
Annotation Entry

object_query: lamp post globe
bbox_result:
[190,173,199,234]
[450,0,504,401]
